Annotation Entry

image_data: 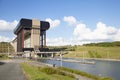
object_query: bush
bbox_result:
[38,67,75,78]
[88,51,102,58]
[39,67,57,74]
[88,51,95,58]
[100,77,113,80]
[0,54,8,59]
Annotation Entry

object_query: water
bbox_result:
[38,58,120,80]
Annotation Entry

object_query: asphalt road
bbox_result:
[0,61,26,80]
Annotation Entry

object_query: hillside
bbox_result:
[0,42,14,53]
[56,42,120,59]
[83,41,120,47]
[63,46,120,59]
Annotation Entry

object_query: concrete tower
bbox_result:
[14,18,50,52]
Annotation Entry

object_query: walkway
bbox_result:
[0,60,26,80]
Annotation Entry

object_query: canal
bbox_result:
[38,58,120,80]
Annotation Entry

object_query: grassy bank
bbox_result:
[63,46,120,59]
[21,63,75,80]
[21,62,112,80]
[0,54,9,60]
[58,67,112,80]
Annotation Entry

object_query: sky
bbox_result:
[0,0,120,46]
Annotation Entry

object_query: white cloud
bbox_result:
[63,16,77,25]
[114,29,120,41]
[46,18,120,46]
[47,37,65,46]
[73,23,91,37]
[0,20,18,31]
[46,18,60,29]
[95,22,117,35]
[46,37,96,46]
[73,22,119,42]
[0,36,11,42]
[46,37,74,46]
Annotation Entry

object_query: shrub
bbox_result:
[88,51,95,58]
[38,67,75,78]
[0,54,8,59]
[100,77,113,80]
[88,51,102,58]
[39,67,57,74]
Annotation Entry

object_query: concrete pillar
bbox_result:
[44,31,46,48]
[31,19,40,49]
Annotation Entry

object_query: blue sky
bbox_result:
[0,0,120,45]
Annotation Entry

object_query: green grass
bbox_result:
[21,63,75,80]
[38,67,74,78]
[63,46,120,59]
[0,54,9,60]
[58,67,112,80]
[21,62,112,80]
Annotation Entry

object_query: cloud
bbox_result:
[63,16,77,25]
[47,37,65,46]
[0,20,18,31]
[47,19,119,46]
[46,18,60,29]
[114,29,120,41]
[73,22,118,42]
[73,23,91,38]
[46,37,96,46]
[0,36,11,42]
[46,37,74,46]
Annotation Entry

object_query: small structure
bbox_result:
[13,18,50,52]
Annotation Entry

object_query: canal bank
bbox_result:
[38,58,120,80]
[26,60,94,80]
[0,59,100,80]
[21,59,112,80]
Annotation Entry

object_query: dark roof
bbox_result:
[14,18,50,35]
[14,18,32,34]
[40,21,50,31]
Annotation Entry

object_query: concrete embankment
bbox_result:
[85,58,120,62]
[62,59,95,64]
[64,57,120,62]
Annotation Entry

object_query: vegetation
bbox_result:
[21,62,112,80]
[88,50,102,58]
[21,63,75,80]
[58,67,112,80]
[0,54,8,60]
[63,46,120,59]
[47,42,120,59]
[38,67,74,78]
[0,42,14,53]
[83,41,120,47]
[48,45,75,51]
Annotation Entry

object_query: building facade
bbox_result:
[14,18,50,52]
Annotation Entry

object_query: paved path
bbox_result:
[0,61,26,80]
